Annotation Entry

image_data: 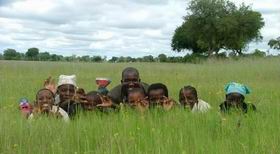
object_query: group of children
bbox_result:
[19,67,256,121]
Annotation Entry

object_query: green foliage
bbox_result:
[249,49,266,57]
[25,48,39,60]
[38,52,51,61]
[3,49,21,60]
[1,47,278,64]
[158,54,168,62]
[1,59,280,153]
[172,0,264,55]
[268,37,280,50]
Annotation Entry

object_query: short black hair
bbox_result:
[121,85,146,103]
[128,87,146,96]
[122,67,139,78]
[86,91,99,96]
[36,88,55,100]
[148,83,168,97]
[179,85,198,98]
[86,91,102,104]
[226,93,245,102]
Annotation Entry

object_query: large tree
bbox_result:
[268,37,280,50]
[172,0,264,55]
[25,48,39,60]
[3,49,21,60]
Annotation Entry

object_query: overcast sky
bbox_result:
[0,0,279,57]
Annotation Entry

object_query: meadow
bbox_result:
[0,58,280,154]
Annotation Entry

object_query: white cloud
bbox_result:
[0,0,279,57]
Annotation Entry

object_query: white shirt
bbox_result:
[29,105,70,122]
[191,99,211,113]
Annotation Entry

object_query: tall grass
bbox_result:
[0,58,280,153]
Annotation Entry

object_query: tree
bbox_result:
[220,4,264,55]
[3,49,21,60]
[38,52,51,61]
[172,0,264,56]
[91,56,103,62]
[109,57,119,63]
[0,53,3,60]
[142,55,154,62]
[26,48,39,60]
[80,55,90,62]
[268,37,280,50]
[50,54,62,61]
[158,54,168,62]
[250,49,266,57]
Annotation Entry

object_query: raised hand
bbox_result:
[44,76,56,94]
[162,96,175,111]
[134,97,149,112]
[96,95,113,108]
[75,88,87,103]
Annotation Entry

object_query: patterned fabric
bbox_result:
[225,82,251,96]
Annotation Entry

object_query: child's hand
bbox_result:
[162,96,175,111]
[135,97,149,112]
[75,88,87,103]
[96,95,113,108]
[44,76,56,94]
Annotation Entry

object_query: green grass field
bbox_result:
[1,58,280,154]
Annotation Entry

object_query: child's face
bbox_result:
[121,72,140,90]
[37,90,54,113]
[57,84,75,102]
[83,95,102,111]
[148,89,165,105]
[128,91,145,106]
[179,89,198,107]
[226,93,244,106]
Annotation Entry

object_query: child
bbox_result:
[108,67,149,104]
[19,98,32,118]
[147,83,176,111]
[127,87,149,112]
[179,86,211,112]
[54,75,81,118]
[29,88,69,122]
[82,91,115,112]
[219,82,256,113]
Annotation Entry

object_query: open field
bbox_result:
[0,58,280,153]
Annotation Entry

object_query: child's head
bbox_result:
[179,86,198,107]
[148,83,168,105]
[57,84,76,102]
[121,67,141,90]
[225,93,245,106]
[57,75,77,102]
[83,91,102,111]
[19,98,32,118]
[127,87,146,106]
[224,82,250,106]
[35,88,55,113]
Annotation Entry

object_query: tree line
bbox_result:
[1,47,279,63]
[1,0,280,63]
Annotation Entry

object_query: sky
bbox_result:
[0,0,279,58]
